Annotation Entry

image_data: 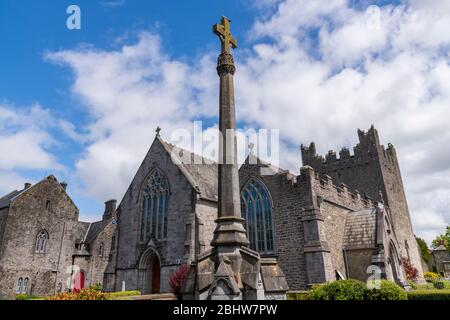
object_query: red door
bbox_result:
[73,271,85,292]
[152,258,160,293]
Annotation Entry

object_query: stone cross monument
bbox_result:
[182,16,288,301]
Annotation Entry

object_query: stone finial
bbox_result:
[24,183,32,190]
[155,126,161,137]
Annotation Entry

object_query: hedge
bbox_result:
[407,289,450,300]
[107,291,141,299]
[366,280,407,300]
[308,280,367,300]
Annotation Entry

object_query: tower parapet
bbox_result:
[301,126,424,278]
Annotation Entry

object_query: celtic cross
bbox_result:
[213,16,238,54]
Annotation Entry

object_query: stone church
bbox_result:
[109,125,423,295]
[0,16,425,299]
[0,129,425,298]
[0,176,118,298]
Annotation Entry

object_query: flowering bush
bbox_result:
[49,288,107,300]
[401,257,418,280]
[168,264,190,299]
[424,272,440,282]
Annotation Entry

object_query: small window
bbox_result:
[111,236,116,251]
[35,230,49,253]
[108,254,113,262]
[16,278,23,294]
[98,242,104,257]
[46,200,51,210]
[22,278,29,294]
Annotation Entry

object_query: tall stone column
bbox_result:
[182,17,288,300]
[211,21,249,250]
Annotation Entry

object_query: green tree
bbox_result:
[416,237,430,263]
[432,226,450,252]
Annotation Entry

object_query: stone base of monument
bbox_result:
[182,247,288,300]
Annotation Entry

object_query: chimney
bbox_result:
[103,199,117,220]
[60,182,68,191]
[24,183,32,190]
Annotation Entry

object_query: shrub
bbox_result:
[169,264,190,299]
[49,288,107,300]
[407,289,450,300]
[401,257,419,280]
[366,280,407,300]
[308,280,367,300]
[107,291,141,299]
[424,272,440,282]
[89,283,103,291]
[407,280,417,290]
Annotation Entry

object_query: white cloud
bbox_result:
[0,104,60,171]
[45,0,450,243]
[46,33,218,201]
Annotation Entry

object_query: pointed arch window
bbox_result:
[140,169,170,241]
[16,277,29,294]
[35,230,48,253]
[99,242,104,257]
[16,278,23,294]
[240,178,274,254]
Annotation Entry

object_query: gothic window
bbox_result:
[16,278,23,294]
[22,278,29,294]
[35,230,48,253]
[140,169,170,241]
[240,178,274,254]
[99,242,104,257]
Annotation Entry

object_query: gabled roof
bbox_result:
[158,137,219,201]
[0,189,26,209]
[84,219,113,244]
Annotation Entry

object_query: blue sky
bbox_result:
[1,0,449,243]
[0,0,261,215]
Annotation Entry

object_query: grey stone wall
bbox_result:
[302,127,424,277]
[0,176,81,297]
[114,138,195,294]
[239,162,309,290]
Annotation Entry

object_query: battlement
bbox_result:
[298,166,375,210]
[301,126,398,170]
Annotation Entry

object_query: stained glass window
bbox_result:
[241,178,274,253]
[140,169,170,241]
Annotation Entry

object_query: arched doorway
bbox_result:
[73,271,85,292]
[138,248,161,294]
[152,258,161,293]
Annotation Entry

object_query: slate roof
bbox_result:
[159,138,219,201]
[84,219,112,244]
[0,189,25,209]
[343,208,377,249]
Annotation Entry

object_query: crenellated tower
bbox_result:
[301,125,424,276]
